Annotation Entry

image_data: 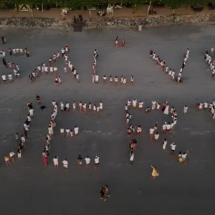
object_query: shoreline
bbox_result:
[0,14,215,29]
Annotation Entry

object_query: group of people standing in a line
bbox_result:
[102,75,134,86]
[29,44,80,84]
[204,48,215,78]
[4,100,35,166]
[150,48,190,83]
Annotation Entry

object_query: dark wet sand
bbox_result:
[0,26,215,215]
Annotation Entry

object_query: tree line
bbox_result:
[0,0,214,11]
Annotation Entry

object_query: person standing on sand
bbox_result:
[85,156,91,168]
[9,48,12,56]
[77,155,82,168]
[115,36,118,47]
[53,156,59,168]
[122,38,126,47]
[130,76,134,85]
[1,36,6,44]
[9,151,15,163]
[62,158,68,170]
[95,155,99,168]
[211,47,214,55]
[110,75,113,84]
[129,149,134,166]
[162,138,167,149]
[184,105,188,114]
[17,145,22,158]
[55,76,59,86]
[15,133,19,142]
[170,142,176,155]
[151,165,159,179]
[100,187,106,201]
[43,156,48,167]
[36,94,41,105]
[104,185,110,197]
[60,128,65,138]
[178,151,182,163]
[2,58,7,67]
[25,47,30,57]
[73,101,76,112]
[182,150,189,165]
[4,155,10,165]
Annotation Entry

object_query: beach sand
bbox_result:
[0,26,214,215]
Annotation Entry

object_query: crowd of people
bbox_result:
[4,101,34,166]
[196,101,215,120]
[1,58,21,82]
[150,48,190,83]
[204,49,215,78]
[42,99,103,169]
[125,100,189,172]
[8,47,30,57]
[29,44,79,84]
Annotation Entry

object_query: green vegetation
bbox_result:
[0,0,213,10]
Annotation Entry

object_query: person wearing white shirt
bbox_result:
[48,126,53,136]
[149,127,154,139]
[156,102,160,111]
[8,73,13,82]
[123,77,127,84]
[60,102,64,111]
[54,66,57,74]
[83,103,87,112]
[2,73,6,83]
[99,101,103,111]
[65,102,70,112]
[182,151,189,165]
[74,126,79,136]
[94,156,99,168]
[152,101,156,110]
[129,150,134,166]
[52,100,56,107]
[138,101,143,110]
[29,108,34,117]
[53,156,59,168]
[73,101,76,112]
[60,128,65,138]
[184,105,188,114]
[171,70,175,80]
[85,156,91,168]
[154,132,159,142]
[95,74,99,84]
[27,114,31,124]
[62,158,68,170]
[186,48,190,57]
[163,138,167,150]
[9,151,15,163]
[166,123,171,133]
[204,102,208,109]
[170,142,176,155]
[132,99,137,108]
[21,135,26,146]
[76,73,79,83]
[51,111,57,120]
